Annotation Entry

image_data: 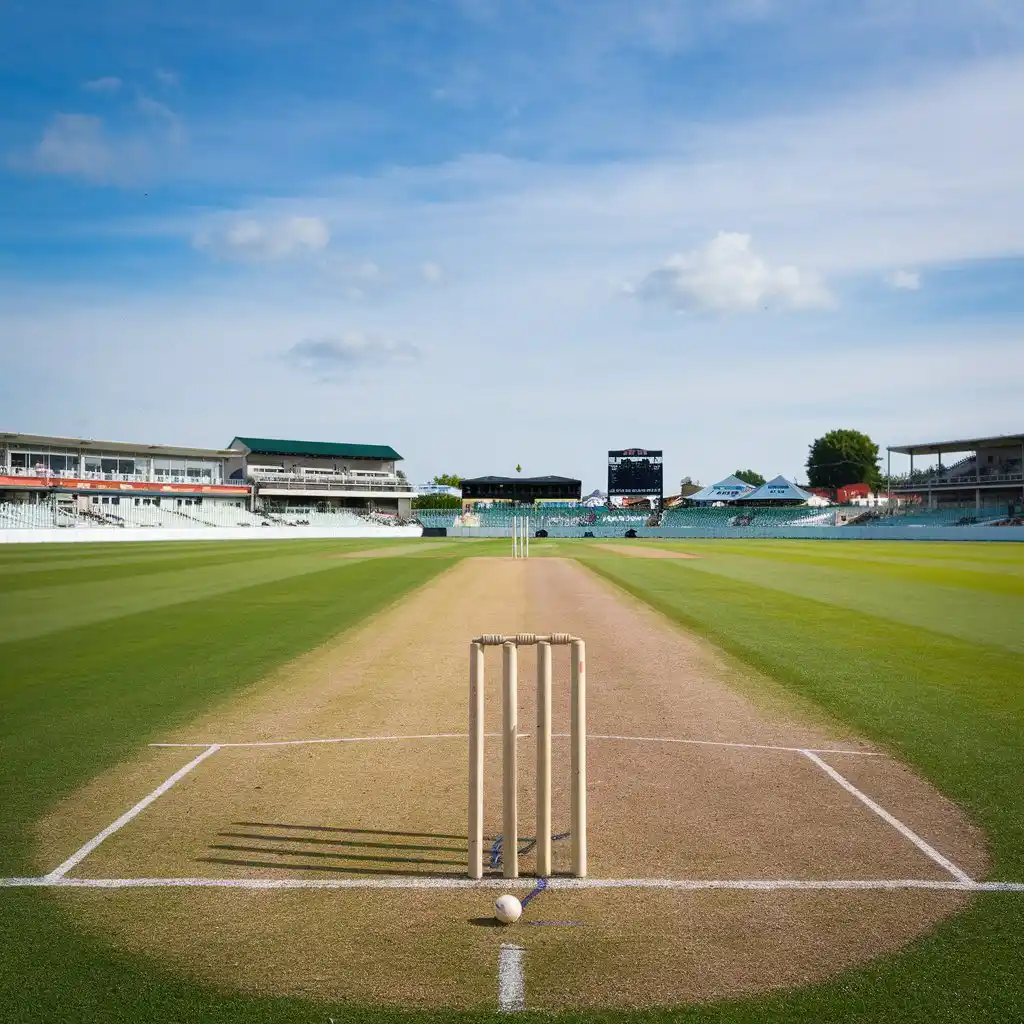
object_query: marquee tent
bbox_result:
[744,475,813,503]
[686,475,757,503]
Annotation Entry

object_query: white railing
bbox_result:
[252,477,412,494]
[890,468,1023,489]
[248,468,399,483]
[0,466,234,487]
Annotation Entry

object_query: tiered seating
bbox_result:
[660,506,837,529]
[0,503,60,528]
[269,509,367,528]
[413,510,460,529]
[868,507,1010,528]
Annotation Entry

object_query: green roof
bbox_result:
[230,437,402,461]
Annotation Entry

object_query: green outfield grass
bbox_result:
[2,537,1023,1022]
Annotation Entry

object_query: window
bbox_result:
[155,458,187,479]
[101,458,118,474]
[10,453,27,469]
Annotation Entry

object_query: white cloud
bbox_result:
[635,232,832,313]
[194,216,331,260]
[83,77,122,93]
[886,269,922,290]
[135,95,184,145]
[155,69,179,88]
[20,114,116,181]
[352,260,380,281]
[12,100,184,185]
[285,332,420,379]
[421,261,444,284]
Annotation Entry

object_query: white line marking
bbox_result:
[43,745,221,881]
[3,876,1021,891]
[150,732,531,749]
[558,734,881,756]
[498,943,526,1013]
[150,732,876,756]
[801,749,973,884]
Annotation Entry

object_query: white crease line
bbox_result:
[498,943,526,1013]
[42,745,221,882]
[4,876,1022,891]
[150,733,528,749]
[150,733,877,755]
[557,733,881,756]
[801,749,974,884]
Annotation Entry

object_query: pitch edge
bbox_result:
[2,876,1023,891]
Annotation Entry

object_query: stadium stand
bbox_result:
[0,498,416,534]
[659,506,836,528]
[862,506,1012,528]
[410,510,460,530]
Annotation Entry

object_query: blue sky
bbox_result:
[2,0,1023,490]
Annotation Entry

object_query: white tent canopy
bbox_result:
[744,475,813,502]
[686,475,757,503]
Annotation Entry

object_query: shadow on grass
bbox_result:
[208,842,464,866]
[233,821,467,840]
[201,822,472,875]
[198,857,465,877]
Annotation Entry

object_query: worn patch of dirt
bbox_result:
[37,557,987,1011]
[325,542,457,560]
[593,543,701,559]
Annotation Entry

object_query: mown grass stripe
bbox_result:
[0,554,455,874]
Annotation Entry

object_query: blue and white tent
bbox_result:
[686,475,757,503]
[744,475,813,502]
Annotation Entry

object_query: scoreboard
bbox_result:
[608,449,663,497]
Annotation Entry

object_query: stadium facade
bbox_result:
[461,475,582,505]
[0,431,415,519]
[887,432,1024,512]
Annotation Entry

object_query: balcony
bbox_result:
[251,474,415,496]
[245,466,409,493]
[0,466,230,487]
[889,467,1024,490]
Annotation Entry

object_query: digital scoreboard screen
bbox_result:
[608,449,664,496]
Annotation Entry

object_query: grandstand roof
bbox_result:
[686,475,757,503]
[744,475,813,502]
[888,432,1024,456]
[461,475,581,485]
[229,437,402,460]
[1,431,236,458]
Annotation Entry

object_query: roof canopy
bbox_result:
[461,475,580,485]
[686,475,757,503]
[888,432,1024,456]
[230,437,402,460]
[1,431,236,459]
[744,475,812,502]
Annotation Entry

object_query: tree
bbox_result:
[806,429,881,489]
[733,469,765,487]
[412,493,461,509]
[431,473,461,487]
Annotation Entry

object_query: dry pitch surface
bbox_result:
[36,557,986,1010]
